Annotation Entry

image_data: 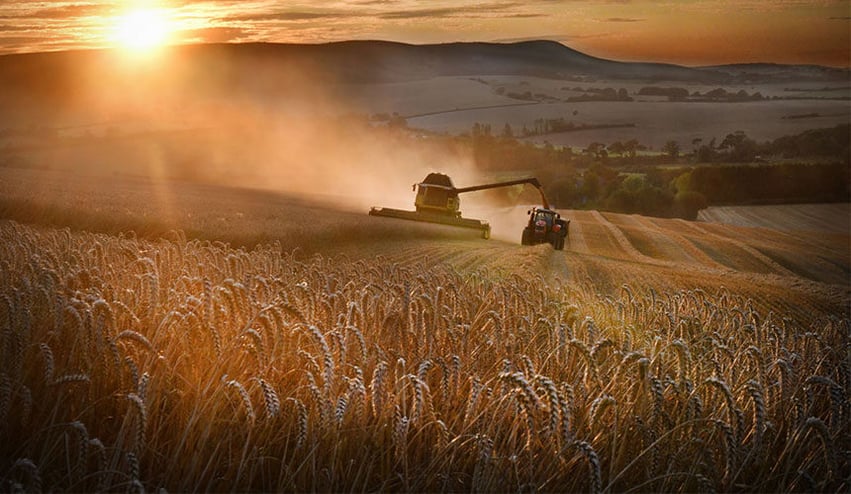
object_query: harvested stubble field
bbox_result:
[699,203,851,235]
[400,81,851,150]
[0,169,849,493]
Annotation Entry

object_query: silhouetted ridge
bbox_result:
[0,40,846,103]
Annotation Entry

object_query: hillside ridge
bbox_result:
[0,40,846,89]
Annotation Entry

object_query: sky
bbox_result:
[0,0,848,67]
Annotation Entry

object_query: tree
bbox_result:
[663,140,680,159]
[547,176,578,207]
[696,145,716,163]
[719,131,757,162]
[719,131,746,151]
[623,139,646,159]
[578,172,600,204]
[623,174,646,193]
[706,88,727,99]
[608,141,625,157]
[501,123,514,139]
[472,122,492,138]
[584,142,606,159]
[673,191,708,220]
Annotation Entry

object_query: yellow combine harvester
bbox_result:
[369,172,568,249]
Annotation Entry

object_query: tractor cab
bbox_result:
[532,209,556,228]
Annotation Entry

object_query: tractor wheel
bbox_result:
[555,236,565,250]
[521,228,532,245]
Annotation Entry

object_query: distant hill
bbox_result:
[261,39,723,82]
[0,40,847,122]
[0,40,727,91]
[2,40,848,91]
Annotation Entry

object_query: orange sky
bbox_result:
[0,1,848,67]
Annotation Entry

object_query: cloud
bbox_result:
[225,11,345,22]
[0,35,43,44]
[177,26,248,43]
[601,17,644,23]
[0,3,109,20]
[0,24,38,32]
[171,0,248,6]
[377,2,525,20]
[0,34,87,54]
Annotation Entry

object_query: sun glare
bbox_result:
[114,8,170,53]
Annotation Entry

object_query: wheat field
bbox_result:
[0,216,847,493]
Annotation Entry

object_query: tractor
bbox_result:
[521,207,568,250]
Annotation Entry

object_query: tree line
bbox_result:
[458,123,850,219]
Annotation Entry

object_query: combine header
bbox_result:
[369,172,554,240]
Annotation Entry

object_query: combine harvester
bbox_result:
[369,172,568,249]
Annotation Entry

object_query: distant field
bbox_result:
[699,203,851,234]
[338,75,851,150]
[343,76,522,117]
[2,74,847,155]
[408,97,849,149]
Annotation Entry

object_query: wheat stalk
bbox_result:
[573,440,602,494]
[256,378,280,419]
[11,458,42,494]
[127,393,147,453]
[226,379,256,425]
[39,343,54,384]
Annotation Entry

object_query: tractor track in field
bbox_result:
[700,203,850,235]
[592,211,653,264]
[671,220,790,276]
[563,210,589,254]
[610,214,695,264]
[553,208,849,319]
[685,221,800,277]
[642,217,730,271]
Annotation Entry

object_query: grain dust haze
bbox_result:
[1,47,498,219]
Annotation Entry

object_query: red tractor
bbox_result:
[522,207,569,250]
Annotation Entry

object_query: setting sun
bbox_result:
[114,8,170,52]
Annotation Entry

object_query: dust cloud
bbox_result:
[68,52,466,206]
[1,46,543,234]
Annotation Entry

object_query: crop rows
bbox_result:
[0,220,847,492]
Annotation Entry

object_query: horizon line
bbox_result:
[0,39,848,70]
